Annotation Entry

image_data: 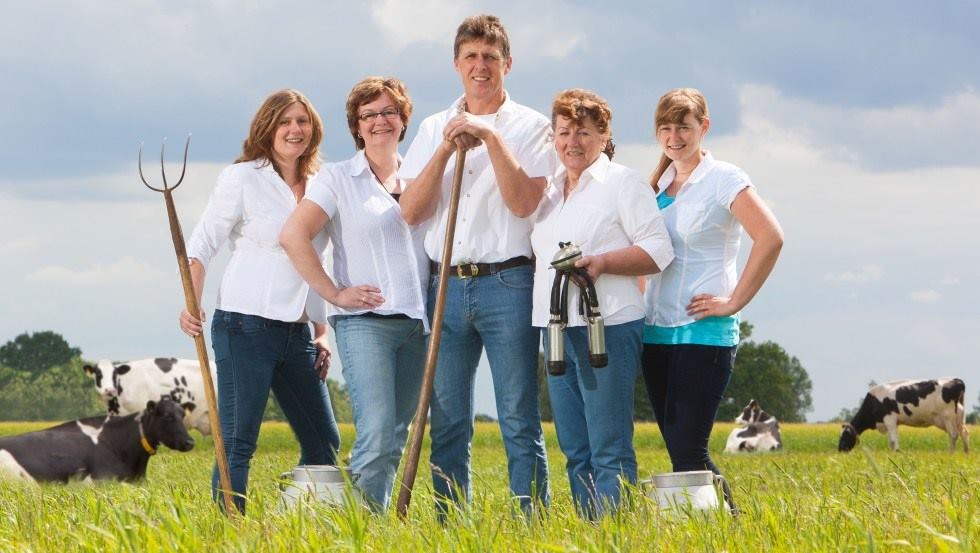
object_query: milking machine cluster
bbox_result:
[547,242,607,375]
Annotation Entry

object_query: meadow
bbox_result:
[0,421,975,552]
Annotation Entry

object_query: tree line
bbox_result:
[8,326,969,424]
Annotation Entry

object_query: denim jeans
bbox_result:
[641,343,735,474]
[210,309,340,514]
[332,315,426,511]
[544,318,642,519]
[427,265,549,515]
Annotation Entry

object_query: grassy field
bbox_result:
[0,421,975,552]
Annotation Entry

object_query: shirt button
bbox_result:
[468,170,473,175]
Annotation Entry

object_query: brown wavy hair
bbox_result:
[236,89,323,179]
[649,88,709,192]
[454,14,510,59]
[551,88,615,160]
[345,77,413,150]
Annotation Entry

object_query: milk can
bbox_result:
[279,465,362,509]
[645,470,727,513]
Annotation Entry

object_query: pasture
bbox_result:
[0,421,976,552]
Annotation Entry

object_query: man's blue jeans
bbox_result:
[544,318,642,519]
[333,315,426,511]
[211,309,340,514]
[427,265,549,515]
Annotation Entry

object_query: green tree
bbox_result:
[716,322,813,422]
[0,357,102,420]
[0,331,82,375]
[968,390,980,425]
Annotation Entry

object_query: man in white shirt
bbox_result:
[399,14,553,516]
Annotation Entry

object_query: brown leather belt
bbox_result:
[431,256,533,279]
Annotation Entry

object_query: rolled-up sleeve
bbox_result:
[398,117,439,183]
[304,170,339,219]
[619,174,674,271]
[185,165,244,271]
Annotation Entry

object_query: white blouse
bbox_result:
[643,151,753,327]
[530,154,674,327]
[186,159,329,323]
[305,151,430,329]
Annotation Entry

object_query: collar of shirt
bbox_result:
[553,152,612,196]
[449,90,516,123]
[348,149,404,192]
[657,150,717,195]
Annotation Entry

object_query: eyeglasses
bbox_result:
[358,108,400,122]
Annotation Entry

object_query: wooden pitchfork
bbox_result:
[139,136,236,516]
[396,144,466,519]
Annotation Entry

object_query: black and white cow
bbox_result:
[0,397,194,483]
[724,399,783,453]
[83,357,214,435]
[838,378,969,453]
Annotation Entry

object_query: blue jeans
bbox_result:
[332,315,426,511]
[210,309,340,514]
[544,318,642,519]
[427,265,549,515]
[641,343,735,473]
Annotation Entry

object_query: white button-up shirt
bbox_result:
[186,159,329,323]
[644,151,753,327]
[531,154,674,327]
[399,93,556,264]
[305,151,430,329]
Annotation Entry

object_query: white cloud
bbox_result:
[26,256,162,286]
[736,84,980,170]
[909,290,942,304]
[0,237,37,254]
[369,0,587,61]
[940,276,960,285]
[823,265,884,283]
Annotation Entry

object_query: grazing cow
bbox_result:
[724,399,783,453]
[838,378,969,453]
[0,397,194,483]
[83,357,214,435]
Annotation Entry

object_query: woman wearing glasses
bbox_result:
[280,77,428,511]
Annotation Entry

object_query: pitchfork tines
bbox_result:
[139,135,191,192]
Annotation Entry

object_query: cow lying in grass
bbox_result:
[0,397,194,483]
[724,399,783,453]
[83,357,213,435]
[838,378,969,453]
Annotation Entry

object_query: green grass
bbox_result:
[0,421,976,551]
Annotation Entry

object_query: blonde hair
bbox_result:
[345,77,413,150]
[649,88,709,192]
[236,89,323,179]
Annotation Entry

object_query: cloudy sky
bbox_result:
[2,1,978,421]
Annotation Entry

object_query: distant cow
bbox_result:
[83,358,214,435]
[0,397,194,483]
[838,378,969,453]
[725,399,783,453]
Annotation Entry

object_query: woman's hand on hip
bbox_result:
[687,294,738,319]
[179,309,206,337]
[329,285,384,310]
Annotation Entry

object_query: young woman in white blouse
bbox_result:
[641,88,784,513]
[179,89,341,514]
[530,89,674,518]
[279,77,428,511]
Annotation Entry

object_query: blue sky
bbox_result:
[2,1,979,421]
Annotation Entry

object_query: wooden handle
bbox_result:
[396,145,467,519]
[164,189,237,516]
